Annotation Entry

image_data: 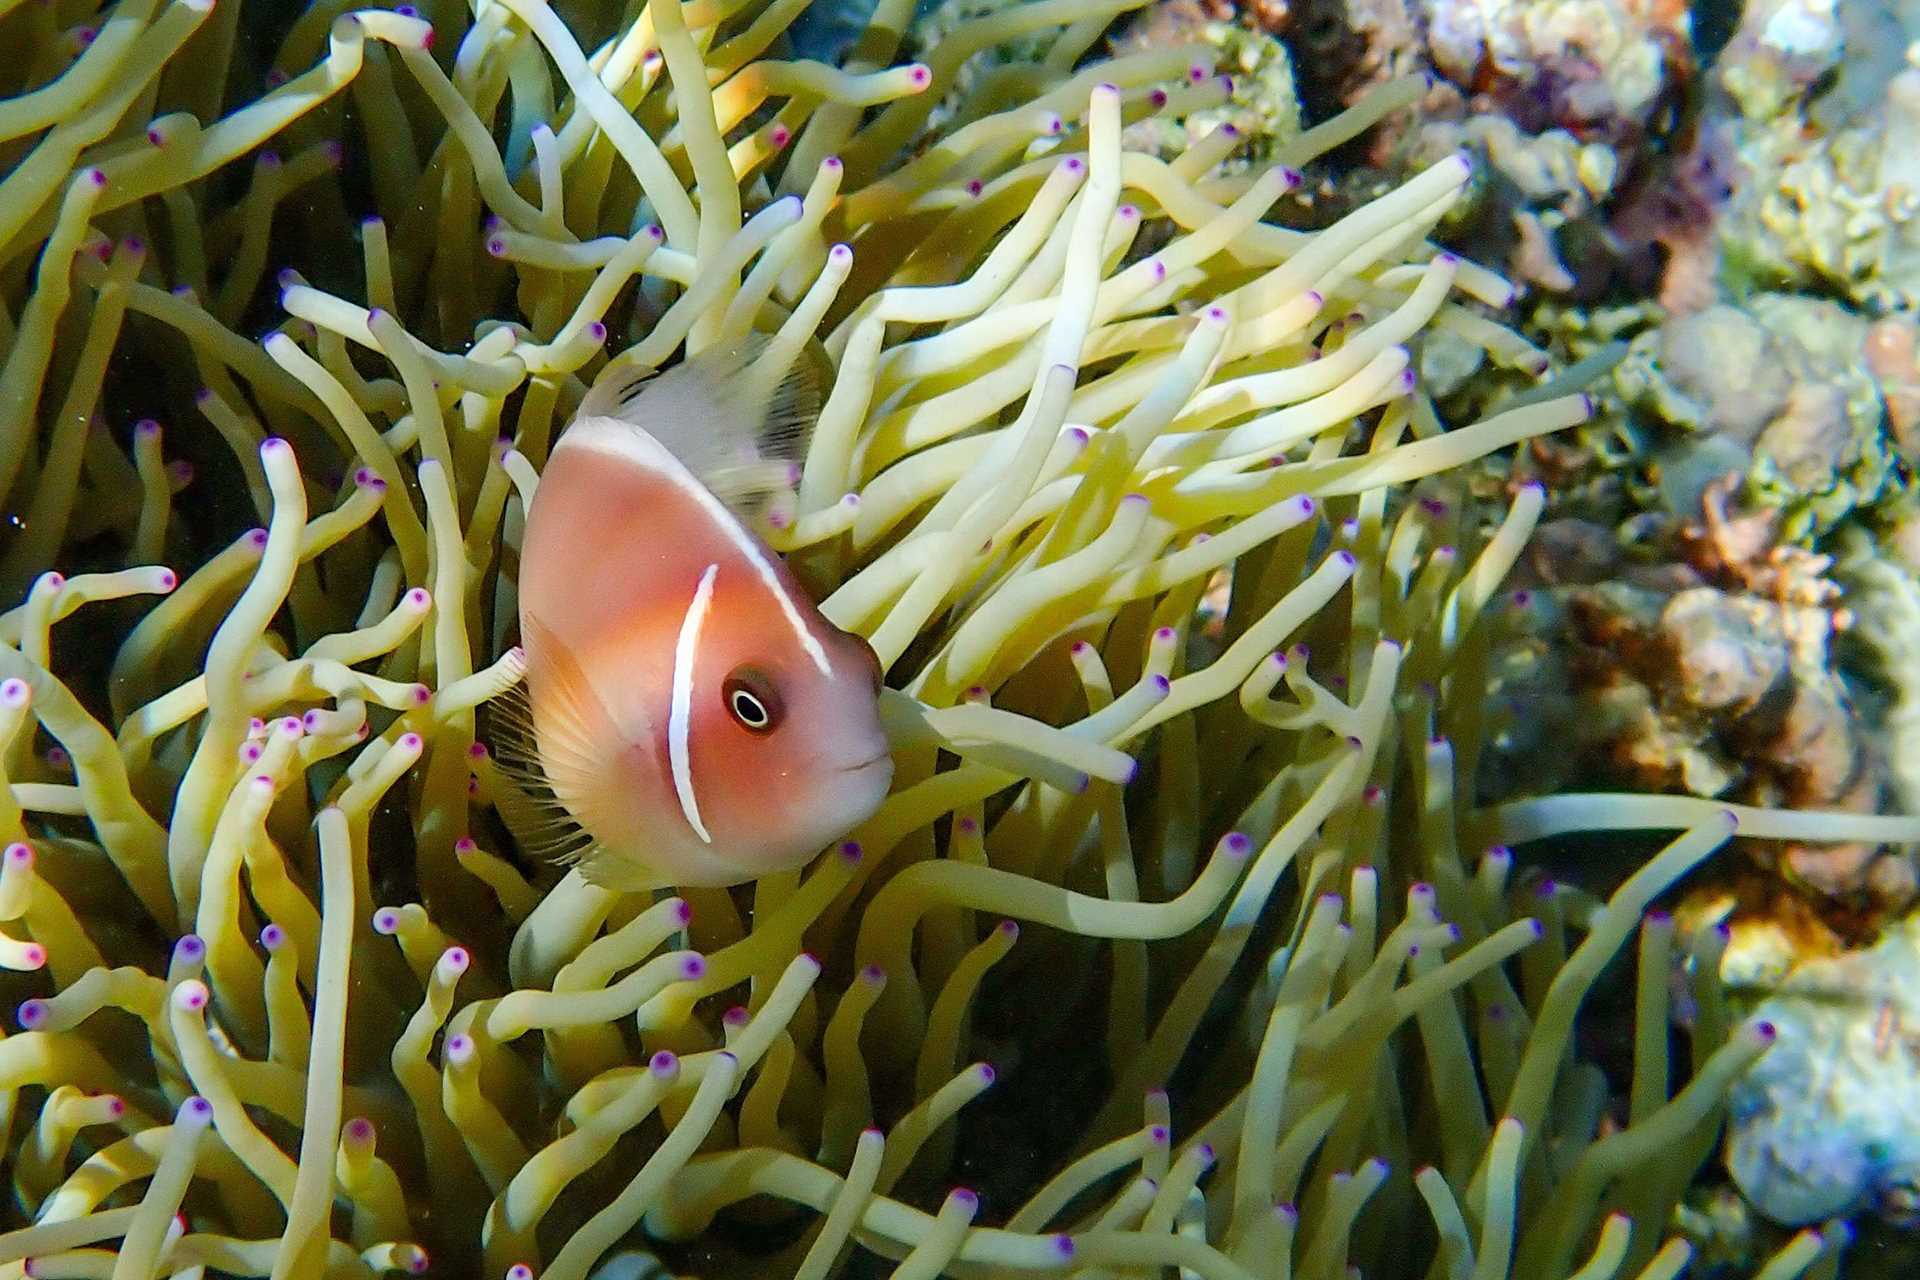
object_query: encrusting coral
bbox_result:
[0,0,1914,1277]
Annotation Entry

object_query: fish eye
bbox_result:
[722,668,782,733]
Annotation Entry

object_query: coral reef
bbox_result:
[1838,521,1920,823]
[0,0,1912,1278]
[1713,0,1920,310]
[1108,1,1304,162]
[1491,470,1915,919]
[1613,293,1896,542]
[1718,910,1920,1231]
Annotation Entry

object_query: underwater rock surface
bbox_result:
[1726,914,1920,1228]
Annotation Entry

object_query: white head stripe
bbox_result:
[733,524,832,675]
[678,475,832,675]
[668,563,720,844]
[575,423,832,676]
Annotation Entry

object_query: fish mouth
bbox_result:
[842,753,892,775]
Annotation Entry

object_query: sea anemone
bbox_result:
[0,0,1911,1277]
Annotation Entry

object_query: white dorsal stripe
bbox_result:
[570,418,833,676]
[668,562,720,844]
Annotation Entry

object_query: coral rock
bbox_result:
[1659,587,1788,714]
[1651,304,1791,443]
[1727,914,1920,1227]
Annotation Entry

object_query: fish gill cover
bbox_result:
[0,0,1910,1277]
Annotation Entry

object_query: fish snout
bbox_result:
[854,634,886,695]
[842,750,894,777]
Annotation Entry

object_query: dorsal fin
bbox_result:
[576,332,828,521]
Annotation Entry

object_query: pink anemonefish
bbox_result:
[504,339,893,890]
